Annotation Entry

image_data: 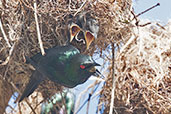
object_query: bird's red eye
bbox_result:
[80,65,85,69]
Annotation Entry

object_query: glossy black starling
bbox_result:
[19,45,100,102]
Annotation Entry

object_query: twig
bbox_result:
[74,0,87,16]
[75,82,101,114]
[131,3,159,27]
[156,23,166,30]
[0,18,11,47]
[136,3,160,18]
[131,11,151,27]
[0,74,22,104]
[0,75,36,114]
[116,35,137,58]
[86,81,100,114]
[20,0,34,10]
[109,43,116,114]
[0,74,34,114]
[33,99,45,112]
[68,0,72,11]
[0,43,16,66]
[34,0,45,56]
[25,99,37,114]
[86,94,91,114]
[7,104,17,113]
[74,82,98,114]
[18,102,22,114]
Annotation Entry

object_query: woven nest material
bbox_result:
[2,0,170,114]
[99,22,171,114]
[0,0,132,95]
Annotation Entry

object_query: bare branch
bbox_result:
[34,0,45,56]
[109,43,117,114]
[0,18,11,47]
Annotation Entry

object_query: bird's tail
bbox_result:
[19,71,44,102]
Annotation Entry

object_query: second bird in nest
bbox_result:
[67,12,99,52]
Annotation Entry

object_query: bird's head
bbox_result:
[66,54,100,86]
[68,12,99,49]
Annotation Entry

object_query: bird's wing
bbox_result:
[24,45,80,88]
[19,71,45,102]
[19,45,80,102]
[31,45,80,62]
[37,45,80,86]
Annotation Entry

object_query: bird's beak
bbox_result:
[94,62,101,66]
[70,24,81,42]
[94,69,105,79]
[89,62,100,73]
[85,31,95,49]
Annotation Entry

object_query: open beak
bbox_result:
[69,24,95,49]
[70,24,81,42]
[85,31,95,49]
[94,69,105,79]
[89,62,100,73]
[94,62,101,66]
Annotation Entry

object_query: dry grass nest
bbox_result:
[99,22,171,114]
[0,0,170,114]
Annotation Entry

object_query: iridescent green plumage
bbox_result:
[19,45,99,102]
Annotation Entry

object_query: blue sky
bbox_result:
[134,0,171,23]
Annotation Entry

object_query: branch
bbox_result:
[109,43,117,114]
[34,0,45,56]
[0,43,15,66]
[0,18,11,47]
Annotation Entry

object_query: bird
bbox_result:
[67,12,99,52]
[19,45,100,102]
